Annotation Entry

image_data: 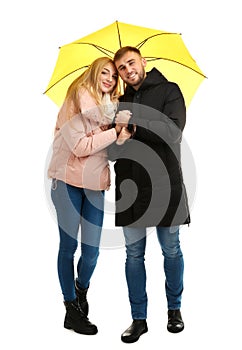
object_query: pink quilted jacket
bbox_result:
[48,89,117,190]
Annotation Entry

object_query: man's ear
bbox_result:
[142,58,147,67]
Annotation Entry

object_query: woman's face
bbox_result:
[98,62,118,93]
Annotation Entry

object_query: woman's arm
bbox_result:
[60,114,117,157]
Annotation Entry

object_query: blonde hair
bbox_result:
[65,57,120,114]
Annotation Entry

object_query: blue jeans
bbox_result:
[123,226,184,319]
[51,180,104,302]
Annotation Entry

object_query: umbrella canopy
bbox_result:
[44,21,206,107]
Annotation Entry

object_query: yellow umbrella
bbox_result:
[44,21,206,107]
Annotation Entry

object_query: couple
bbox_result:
[47,46,190,343]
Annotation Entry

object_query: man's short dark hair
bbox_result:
[114,46,141,62]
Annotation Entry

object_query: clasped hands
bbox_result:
[114,110,133,145]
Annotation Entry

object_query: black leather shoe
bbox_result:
[121,320,148,343]
[167,309,184,333]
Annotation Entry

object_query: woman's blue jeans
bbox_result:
[51,180,104,302]
[123,226,184,319]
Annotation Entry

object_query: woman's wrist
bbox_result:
[115,124,122,135]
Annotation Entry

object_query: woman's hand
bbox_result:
[115,110,132,128]
[115,123,122,135]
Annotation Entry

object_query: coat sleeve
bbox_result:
[129,83,186,145]
[60,115,117,157]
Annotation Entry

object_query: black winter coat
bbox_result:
[108,68,190,227]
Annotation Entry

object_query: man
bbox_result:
[108,46,190,343]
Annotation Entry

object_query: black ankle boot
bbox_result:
[75,279,89,316]
[64,298,97,335]
[167,309,184,333]
[121,320,148,343]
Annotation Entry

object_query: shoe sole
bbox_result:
[64,324,98,335]
[167,325,184,333]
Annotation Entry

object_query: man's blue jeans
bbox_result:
[51,180,104,302]
[123,226,184,319]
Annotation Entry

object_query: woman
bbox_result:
[48,57,122,335]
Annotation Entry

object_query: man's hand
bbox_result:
[116,127,132,145]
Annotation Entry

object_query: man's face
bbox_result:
[115,51,147,90]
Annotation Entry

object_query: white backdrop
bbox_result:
[1,1,241,349]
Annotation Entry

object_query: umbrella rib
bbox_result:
[43,66,89,94]
[136,32,181,49]
[146,57,207,78]
[115,20,122,47]
[70,42,115,57]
